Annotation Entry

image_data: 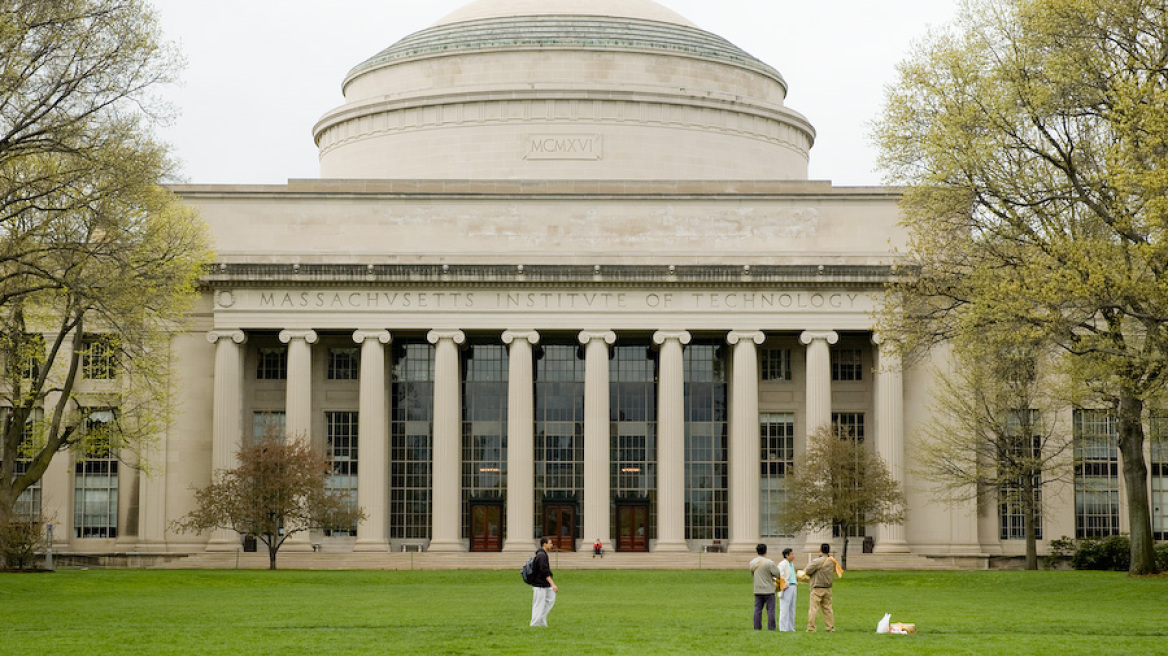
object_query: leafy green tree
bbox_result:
[780,425,906,569]
[874,0,1166,574]
[916,339,1075,569]
[176,435,367,570]
[0,0,212,544]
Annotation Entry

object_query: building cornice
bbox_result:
[201,263,895,288]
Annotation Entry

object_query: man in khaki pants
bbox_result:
[804,543,843,632]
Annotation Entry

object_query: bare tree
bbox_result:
[175,435,366,570]
[916,340,1075,569]
[781,425,906,569]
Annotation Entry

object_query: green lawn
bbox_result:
[1,569,1165,655]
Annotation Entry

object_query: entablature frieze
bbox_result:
[209,285,882,333]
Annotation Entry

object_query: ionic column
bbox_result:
[579,330,616,554]
[800,330,838,552]
[279,329,318,442]
[727,331,766,553]
[873,334,910,553]
[653,330,691,552]
[353,330,392,552]
[427,329,466,551]
[502,330,539,552]
[279,329,317,550]
[206,329,246,551]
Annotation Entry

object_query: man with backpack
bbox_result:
[529,537,559,627]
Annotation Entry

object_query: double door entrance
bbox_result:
[468,498,652,552]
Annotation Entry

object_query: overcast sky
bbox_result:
[150,0,959,186]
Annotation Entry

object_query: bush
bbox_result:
[1156,542,1168,572]
[1044,535,1075,570]
[0,519,46,571]
[1071,535,1131,571]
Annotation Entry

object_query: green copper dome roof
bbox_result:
[346,15,786,91]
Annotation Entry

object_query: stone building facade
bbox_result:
[11,0,1164,563]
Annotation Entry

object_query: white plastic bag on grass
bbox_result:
[876,613,891,634]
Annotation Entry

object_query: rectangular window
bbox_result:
[999,409,1043,540]
[252,411,286,443]
[74,409,119,538]
[760,348,792,381]
[684,342,728,541]
[391,342,434,540]
[256,347,287,380]
[1150,415,1168,541]
[328,347,359,380]
[81,334,119,380]
[325,410,359,536]
[760,413,795,538]
[1,407,43,518]
[1073,409,1120,538]
[461,344,508,538]
[831,412,866,538]
[534,343,585,542]
[831,348,864,382]
[609,344,657,541]
[5,332,44,380]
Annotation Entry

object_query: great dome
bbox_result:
[313,0,815,181]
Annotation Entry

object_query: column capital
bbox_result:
[207,329,246,345]
[726,330,766,346]
[799,330,839,346]
[652,330,691,347]
[502,330,541,346]
[427,329,466,346]
[279,329,318,344]
[353,329,392,345]
[577,330,616,346]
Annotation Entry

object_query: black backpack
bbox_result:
[520,555,538,585]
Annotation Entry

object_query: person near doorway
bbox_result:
[530,537,559,627]
[593,538,604,557]
[749,543,783,630]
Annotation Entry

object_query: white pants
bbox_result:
[530,587,556,627]
[779,584,797,632]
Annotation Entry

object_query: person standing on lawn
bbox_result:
[749,543,783,630]
[805,542,843,632]
[777,547,798,631]
[530,537,559,627]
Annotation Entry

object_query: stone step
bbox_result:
[153,549,989,571]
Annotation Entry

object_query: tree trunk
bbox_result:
[841,534,849,571]
[268,543,278,570]
[1023,473,1038,570]
[1116,393,1158,575]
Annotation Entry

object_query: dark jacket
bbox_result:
[532,548,553,588]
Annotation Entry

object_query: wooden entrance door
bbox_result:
[542,502,576,552]
[469,501,503,552]
[616,501,650,552]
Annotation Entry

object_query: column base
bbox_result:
[134,539,169,553]
[502,540,535,553]
[653,540,690,553]
[426,539,467,553]
[281,538,315,553]
[205,537,243,552]
[727,541,760,554]
[873,540,911,554]
[353,539,390,553]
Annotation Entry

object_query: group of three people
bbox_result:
[751,542,841,632]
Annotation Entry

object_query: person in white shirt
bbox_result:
[777,547,798,631]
